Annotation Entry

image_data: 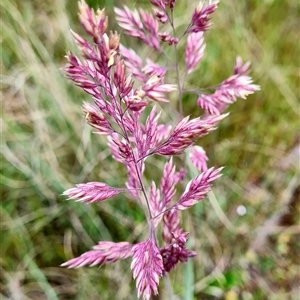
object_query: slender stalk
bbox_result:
[152,206,174,220]
[133,156,153,220]
[109,80,153,221]
[164,274,174,300]
[169,9,188,169]
[119,114,153,221]
[170,10,184,117]
[159,48,174,66]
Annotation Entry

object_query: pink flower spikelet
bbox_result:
[188,1,219,33]
[185,32,205,74]
[131,239,164,300]
[197,57,260,115]
[189,145,209,172]
[63,182,126,204]
[61,242,133,268]
[174,167,223,211]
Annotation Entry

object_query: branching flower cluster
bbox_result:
[61,1,259,299]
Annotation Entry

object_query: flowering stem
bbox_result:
[119,113,153,221]
[111,82,153,221]
[152,206,174,221]
[133,156,153,220]
[164,274,174,300]
[169,10,188,170]
[159,48,174,66]
[170,10,183,117]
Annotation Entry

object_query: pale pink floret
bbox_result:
[189,145,209,172]
[70,30,96,60]
[114,61,134,97]
[127,75,175,108]
[78,0,108,42]
[119,45,146,82]
[149,182,163,226]
[126,92,149,111]
[70,18,119,72]
[173,168,187,183]
[61,241,133,268]
[162,209,182,243]
[131,239,164,300]
[82,102,113,135]
[175,167,223,210]
[143,58,167,78]
[234,56,251,75]
[115,6,160,50]
[65,28,120,98]
[187,1,219,33]
[160,158,176,207]
[156,124,172,144]
[114,7,143,37]
[138,75,177,103]
[65,52,101,93]
[197,95,221,115]
[140,9,160,49]
[119,46,167,83]
[197,57,260,114]
[142,106,161,156]
[63,182,126,203]
[154,114,228,156]
[185,32,206,74]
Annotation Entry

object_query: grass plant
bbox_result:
[2,0,299,299]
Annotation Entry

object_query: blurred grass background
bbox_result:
[1,0,299,299]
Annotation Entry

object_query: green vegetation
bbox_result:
[2,0,299,299]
